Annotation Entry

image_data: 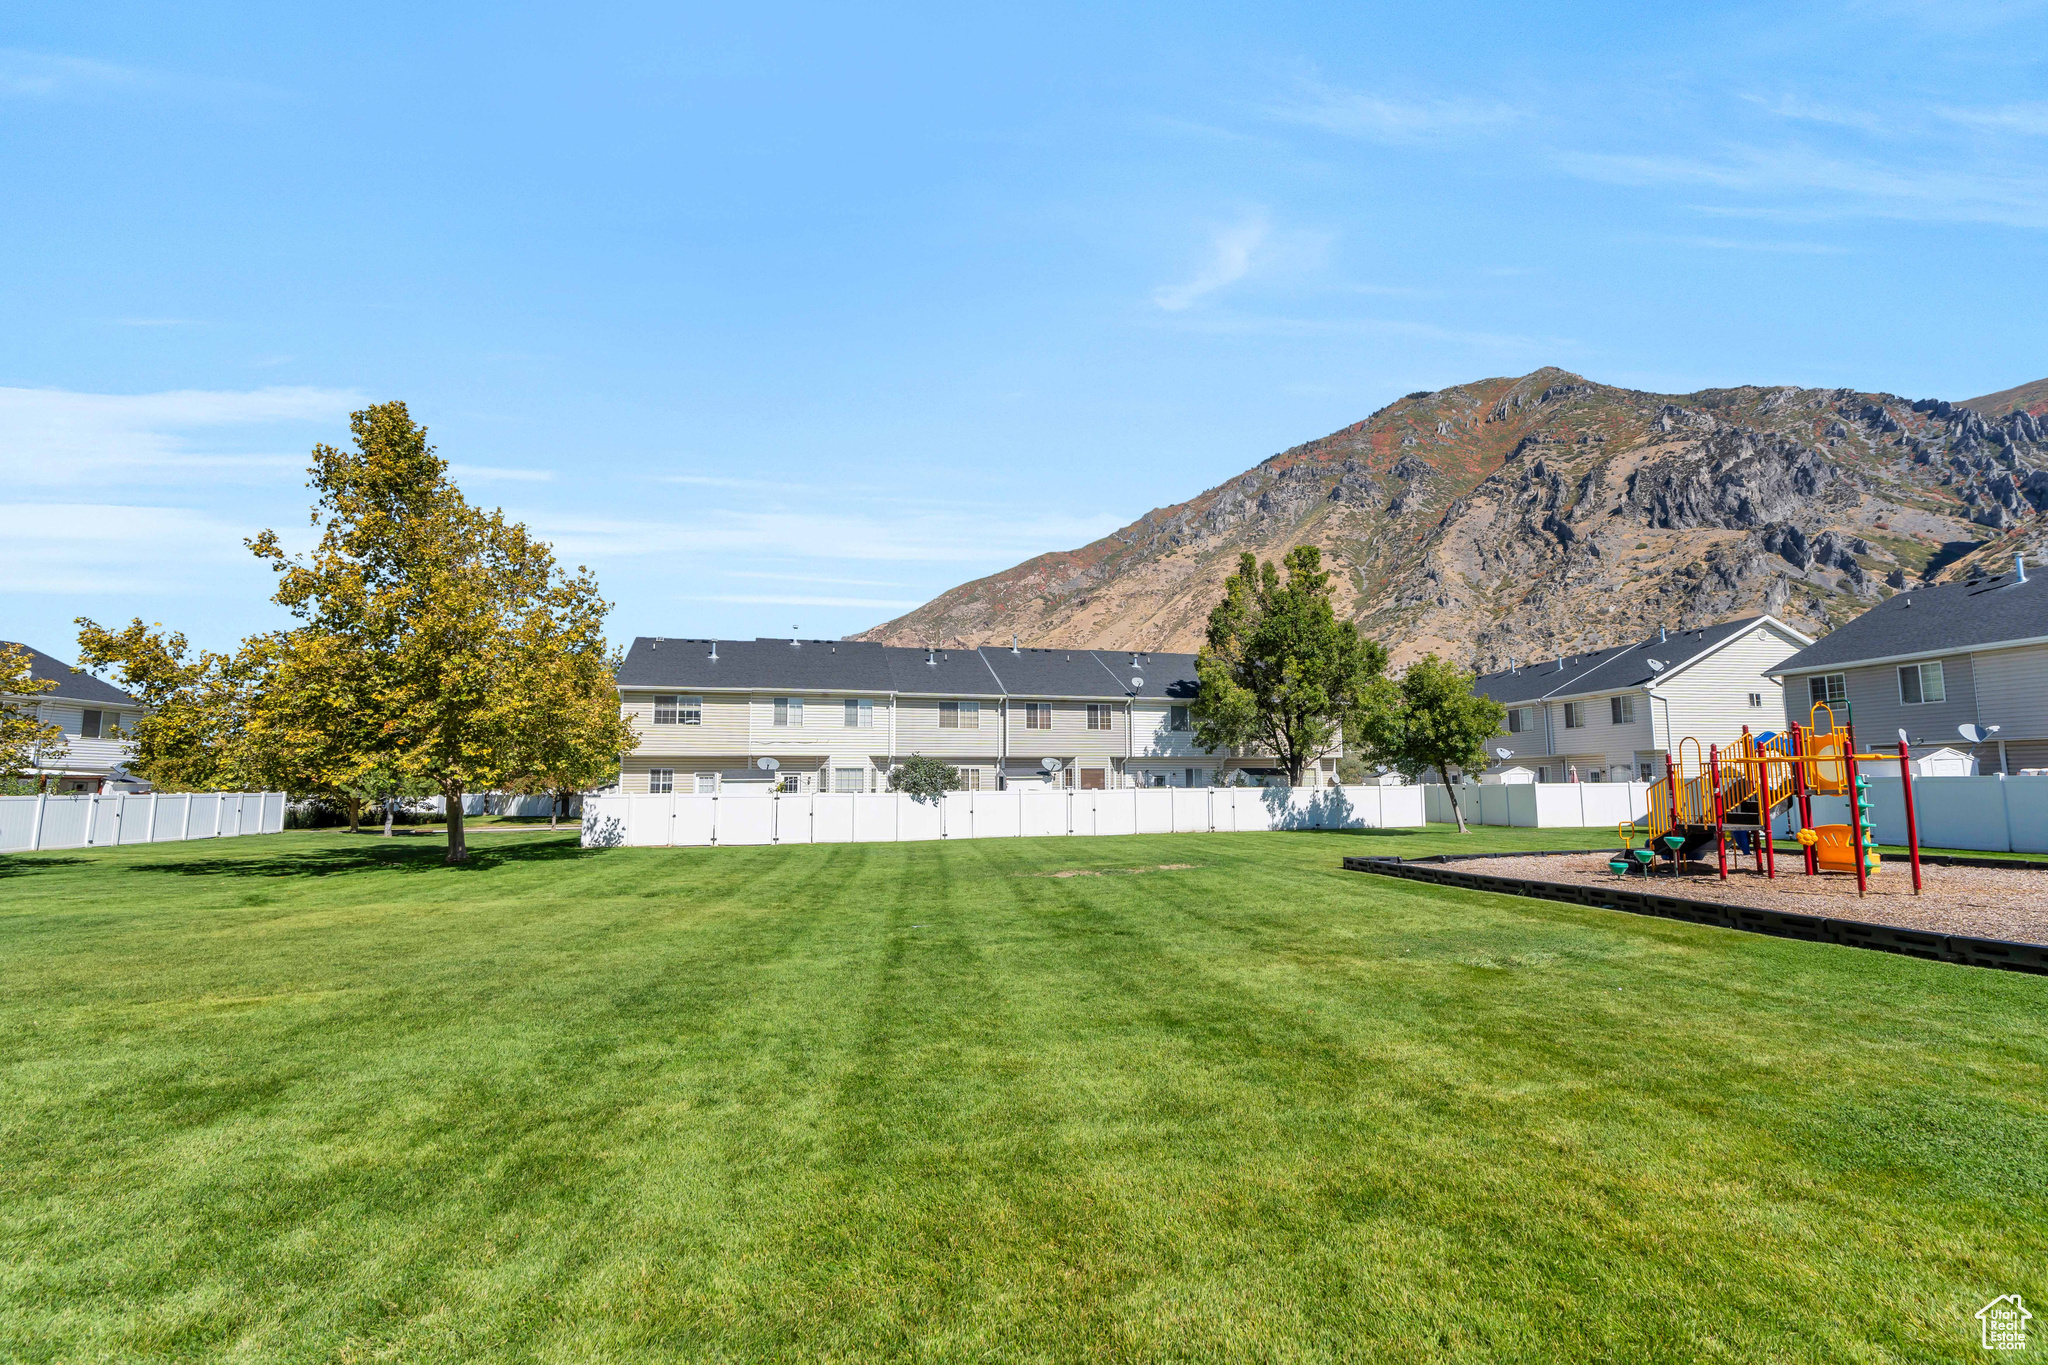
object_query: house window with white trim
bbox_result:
[774,697,804,727]
[939,700,979,729]
[694,772,718,794]
[1085,703,1112,730]
[80,709,105,738]
[832,767,866,793]
[1505,706,1536,734]
[1562,702,1586,729]
[1609,696,1635,725]
[1169,706,1190,731]
[654,695,701,725]
[1809,673,1846,706]
[648,768,674,794]
[844,698,873,728]
[1024,702,1051,729]
[1748,692,1763,708]
[1899,661,1946,705]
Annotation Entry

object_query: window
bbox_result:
[963,769,983,791]
[1809,673,1846,706]
[694,772,718,794]
[1086,703,1112,730]
[938,700,979,729]
[81,709,103,739]
[1536,766,1549,783]
[1639,763,1654,781]
[1151,774,1168,787]
[1609,696,1635,725]
[1899,661,1946,705]
[1748,692,1763,708]
[1562,702,1585,729]
[648,768,674,794]
[773,697,804,727]
[1505,706,1536,734]
[652,695,702,725]
[832,767,865,793]
[1169,706,1190,732]
[844,698,873,728]
[1186,767,1203,788]
[1024,702,1051,730]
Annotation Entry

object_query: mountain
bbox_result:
[1963,376,2048,419]
[856,368,2048,669]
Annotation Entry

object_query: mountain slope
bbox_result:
[1963,376,2048,418]
[857,368,2048,668]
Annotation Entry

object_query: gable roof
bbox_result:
[1769,570,2048,674]
[1473,617,1795,705]
[2,642,138,707]
[616,637,1201,700]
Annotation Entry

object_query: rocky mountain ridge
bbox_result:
[857,368,2048,669]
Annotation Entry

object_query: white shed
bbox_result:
[1482,766,1537,785]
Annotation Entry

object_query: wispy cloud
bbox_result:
[450,463,554,484]
[1742,93,1883,133]
[1152,215,1269,311]
[681,593,923,610]
[725,570,914,587]
[529,506,1126,566]
[0,384,359,487]
[1658,234,1849,254]
[1267,82,1524,143]
[0,47,277,101]
[0,503,258,593]
[1938,102,2048,136]
[1556,145,2048,228]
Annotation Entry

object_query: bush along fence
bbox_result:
[1343,853,2048,976]
[581,784,1428,848]
[0,792,287,854]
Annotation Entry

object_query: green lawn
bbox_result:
[1,827,2042,1362]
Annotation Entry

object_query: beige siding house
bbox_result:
[613,638,1319,794]
[1769,559,2048,773]
[1472,616,1812,782]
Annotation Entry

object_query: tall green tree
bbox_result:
[888,754,961,802]
[0,643,67,785]
[250,400,620,863]
[1352,654,1507,834]
[1189,546,1388,786]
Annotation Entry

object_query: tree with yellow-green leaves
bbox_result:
[71,622,264,792]
[249,400,622,863]
[0,643,68,787]
[503,643,636,829]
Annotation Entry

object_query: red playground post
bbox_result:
[1710,745,1728,880]
[1897,729,1924,895]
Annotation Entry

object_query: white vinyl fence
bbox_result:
[0,792,286,854]
[1777,774,2048,854]
[582,784,1427,848]
[1421,782,1652,829]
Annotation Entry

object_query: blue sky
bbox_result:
[5,0,2045,658]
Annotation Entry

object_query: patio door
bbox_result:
[1079,767,1106,790]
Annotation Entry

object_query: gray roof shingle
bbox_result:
[1472,617,1774,704]
[1769,571,2048,674]
[2,642,138,707]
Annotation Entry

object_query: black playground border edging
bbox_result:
[1341,854,2048,976]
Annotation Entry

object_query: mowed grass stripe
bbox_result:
[0,828,2041,1362]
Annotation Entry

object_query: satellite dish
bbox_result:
[1040,757,1063,772]
[756,757,781,772]
[1374,764,1388,773]
[1959,723,2000,743]
[1494,747,1513,760]
[1130,675,1144,690]
[1646,658,1666,673]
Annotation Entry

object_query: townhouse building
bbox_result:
[3,641,143,793]
[614,637,1326,795]
[1471,616,1812,782]
[1767,560,2048,774]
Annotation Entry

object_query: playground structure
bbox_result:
[1634,703,1925,898]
